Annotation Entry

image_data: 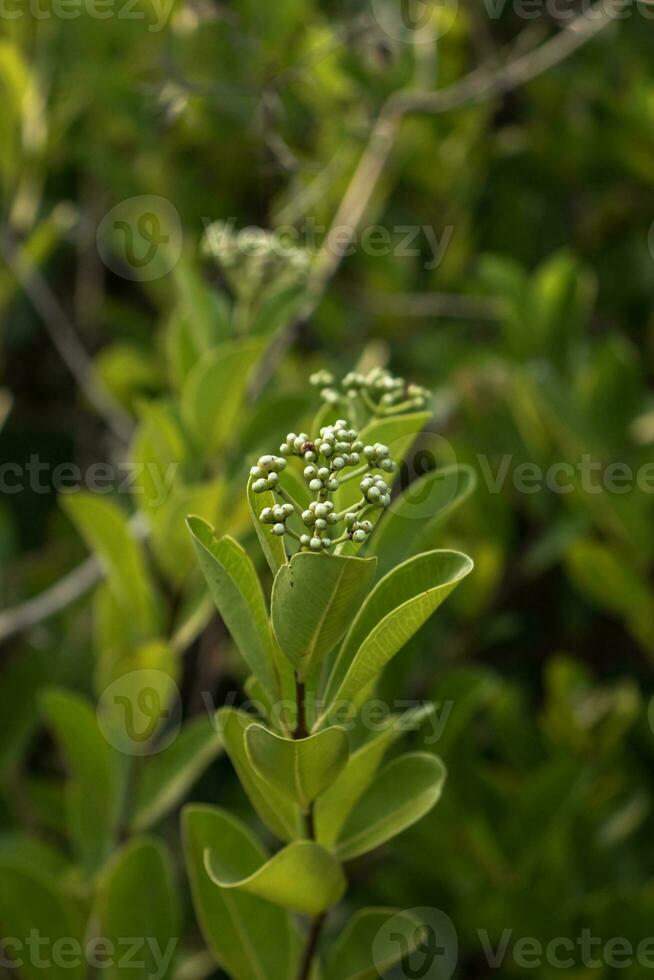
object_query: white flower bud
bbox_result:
[272,524,286,536]
[326,478,339,491]
[309,479,322,492]
[310,537,322,551]
[352,529,366,543]
[252,479,268,493]
[302,510,315,525]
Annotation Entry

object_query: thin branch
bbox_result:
[0,229,134,443]
[388,0,625,116]
[296,914,326,980]
[0,515,146,645]
[253,0,621,393]
[361,291,507,320]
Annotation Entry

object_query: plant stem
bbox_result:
[294,675,309,740]
[337,464,370,485]
[296,913,326,980]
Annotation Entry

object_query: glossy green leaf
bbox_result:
[335,753,446,860]
[40,688,117,870]
[188,518,279,697]
[325,551,474,709]
[370,464,477,579]
[248,475,287,575]
[181,340,264,455]
[246,724,349,810]
[218,708,301,841]
[0,861,85,980]
[315,705,435,848]
[183,805,297,980]
[96,837,179,980]
[271,552,377,680]
[205,830,346,915]
[62,493,160,641]
[131,716,222,832]
[323,907,426,980]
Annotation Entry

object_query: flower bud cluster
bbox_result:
[250,454,287,493]
[360,474,392,507]
[251,419,397,552]
[311,366,430,416]
[260,503,295,537]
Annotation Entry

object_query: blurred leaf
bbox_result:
[323,907,426,980]
[96,837,179,980]
[181,340,265,456]
[131,716,222,832]
[40,688,117,871]
[62,493,160,643]
[0,861,85,980]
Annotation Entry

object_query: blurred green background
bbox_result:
[1,1,654,978]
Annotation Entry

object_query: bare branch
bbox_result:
[254,0,621,392]
[389,0,625,117]
[1,229,134,443]
[0,515,147,645]
[361,291,507,320]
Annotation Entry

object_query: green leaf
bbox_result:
[62,493,160,642]
[188,518,279,697]
[0,860,85,980]
[96,837,179,980]
[245,724,349,810]
[131,716,222,832]
[315,705,435,848]
[335,753,446,860]
[370,464,476,579]
[248,474,287,575]
[325,551,473,709]
[182,805,297,980]
[271,552,377,680]
[181,340,265,456]
[205,828,346,915]
[218,708,301,841]
[323,907,426,980]
[40,688,117,871]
